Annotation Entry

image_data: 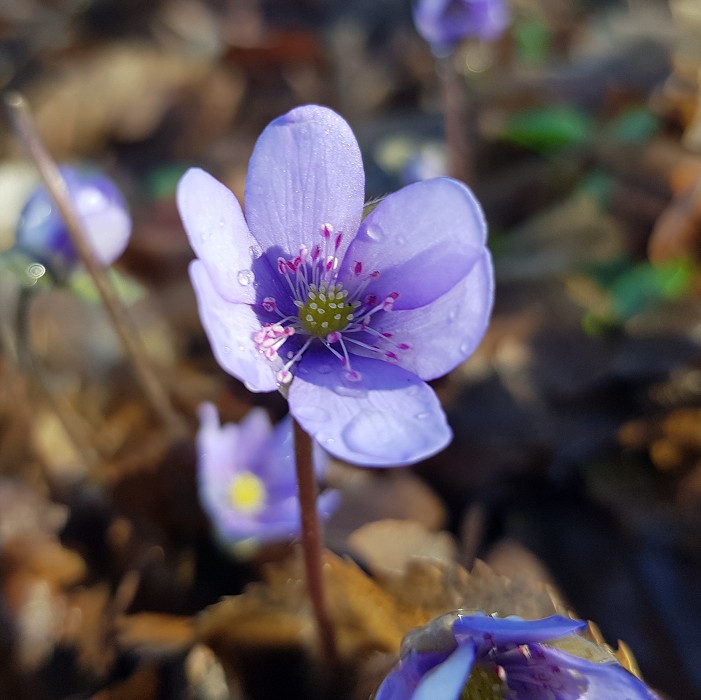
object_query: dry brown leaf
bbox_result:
[115,612,195,657]
[347,519,457,577]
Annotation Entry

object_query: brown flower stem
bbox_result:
[292,418,337,661]
[4,91,188,440]
[439,53,474,185]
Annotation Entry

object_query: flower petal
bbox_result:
[369,249,493,380]
[245,105,365,265]
[189,260,279,392]
[178,167,279,304]
[413,643,476,700]
[288,350,452,466]
[338,178,488,310]
[501,646,661,700]
[453,615,586,648]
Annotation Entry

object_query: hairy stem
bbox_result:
[292,418,337,661]
[4,91,188,440]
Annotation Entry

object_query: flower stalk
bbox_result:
[4,91,188,440]
[293,418,337,661]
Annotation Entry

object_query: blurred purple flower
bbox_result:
[15,166,131,276]
[197,402,337,547]
[178,105,493,467]
[413,0,509,51]
[375,612,661,700]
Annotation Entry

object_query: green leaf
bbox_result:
[501,106,593,154]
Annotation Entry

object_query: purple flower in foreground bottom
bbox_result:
[178,105,493,466]
[375,613,661,700]
[197,403,337,547]
[16,166,131,275]
[413,0,510,51]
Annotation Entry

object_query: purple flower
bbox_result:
[413,0,510,51]
[375,612,661,700]
[197,402,337,547]
[15,166,131,276]
[178,105,493,466]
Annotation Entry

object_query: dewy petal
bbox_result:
[288,350,452,466]
[338,178,487,311]
[453,615,586,648]
[189,260,279,392]
[372,249,493,380]
[178,167,279,304]
[413,643,476,700]
[245,105,365,265]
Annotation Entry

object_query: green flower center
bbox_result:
[297,282,358,338]
[461,664,506,700]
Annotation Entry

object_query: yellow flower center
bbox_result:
[228,472,266,515]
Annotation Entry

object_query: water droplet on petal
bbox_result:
[295,405,329,423]
[249,245,263,259]
[333,384,367,399]
[237,269,254,286]
[342,410,430,459]
[364,225,383,243]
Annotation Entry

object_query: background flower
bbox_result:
[375,612,661,700]
[15,165,131,277]
[179,105,494,467]
[197,402,337,549]
[413,0,510,52]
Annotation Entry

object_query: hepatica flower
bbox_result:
[375,612,661,700]
[414,0,510,51]
[178,105,493,466]
[197,402,337,546]
[15,166,131,276]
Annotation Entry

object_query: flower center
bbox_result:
[461,664,506,700]
[228,472,266,515]
[297,282,358,337]
[253,223,409,385]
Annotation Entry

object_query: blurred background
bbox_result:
[1,0,700,698]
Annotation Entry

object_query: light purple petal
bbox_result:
[453,615,586,648]
[189,260,279,392]
[413,643,476,700]
[501,645,661,700]
[245,105,365,266]
[338,178,488,311]
[233,407,275,472]
[178,167,283,304]
[288,350,452,466]
[369,249,493,380]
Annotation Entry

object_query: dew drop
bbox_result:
[333,384,367,399]
[342,410,430,460]
[237,269,254,286]
[364,225,383,243]
[294,405,329,423]
[249,245,263,259]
